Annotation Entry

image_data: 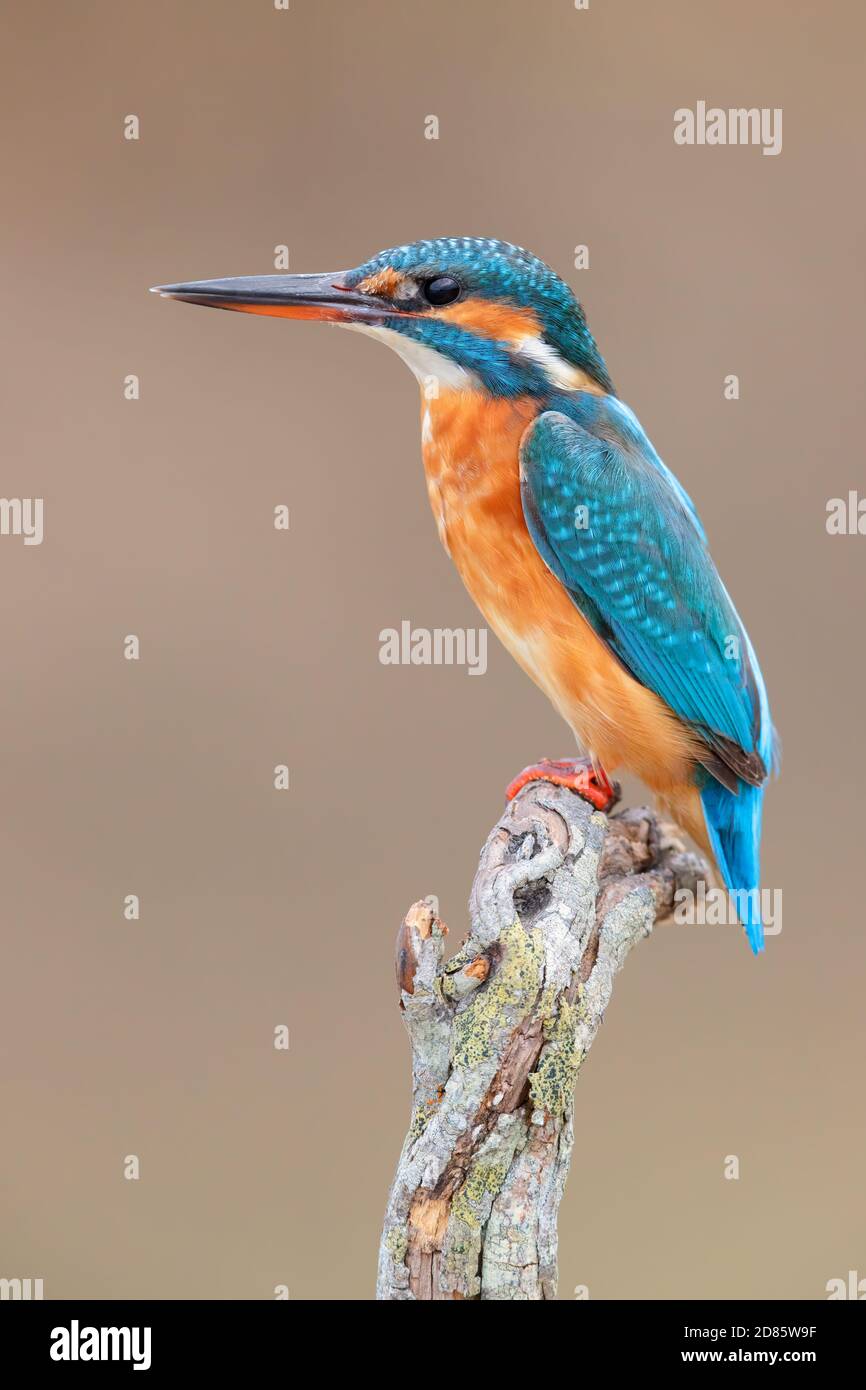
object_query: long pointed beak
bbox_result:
[149,272,395,324]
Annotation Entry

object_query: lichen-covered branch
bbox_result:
[376,781,705,1301]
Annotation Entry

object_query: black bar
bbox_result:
[1,1299,859,1374]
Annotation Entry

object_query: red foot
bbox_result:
[505,757,618,812]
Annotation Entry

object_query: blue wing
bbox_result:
[519,402,777,952]
[519,406,773,788]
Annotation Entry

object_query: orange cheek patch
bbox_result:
[356,267,406,298]
[434,298,542,344]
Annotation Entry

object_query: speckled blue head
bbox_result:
[343,237,614,398]
[154,237,614,400]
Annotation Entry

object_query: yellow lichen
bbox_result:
[384,1226,408,1262]
[450,921,543,1071]
[529,998,583,1116]
[408,1105,431,1141]
[451,1162,508,1229]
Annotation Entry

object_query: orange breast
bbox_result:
[420,389,705,799]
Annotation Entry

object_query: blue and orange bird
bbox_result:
[154,237,778,951]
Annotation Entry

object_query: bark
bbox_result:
[376,780,706,1301]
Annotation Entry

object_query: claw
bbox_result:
[505,757,618,812]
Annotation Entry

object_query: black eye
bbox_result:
[422,275,461,307]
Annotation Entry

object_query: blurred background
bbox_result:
[1,0,864,1299]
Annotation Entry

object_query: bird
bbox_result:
[153,237,777,951]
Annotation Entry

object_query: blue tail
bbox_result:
[700,779,765,953]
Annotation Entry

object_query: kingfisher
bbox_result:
[153,237,777,951]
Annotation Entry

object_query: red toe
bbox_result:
[505,758,617,812]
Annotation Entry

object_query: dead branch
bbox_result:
[376,781,705,1300]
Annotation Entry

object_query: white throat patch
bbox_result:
[345,323,478,392]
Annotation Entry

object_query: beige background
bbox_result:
[1,0,864,1300]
